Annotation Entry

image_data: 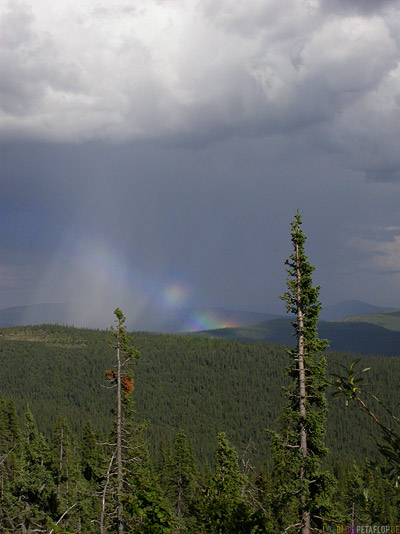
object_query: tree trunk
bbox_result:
[57,426,63,503]
[116,340,123,534]
[296,241,310,534]
[99,449,116,534]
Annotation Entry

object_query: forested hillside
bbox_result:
[1,322,399,532]
[190,317,400,356]
[336,309,400,331]
[0,324,399,466]
[1,217,399,533]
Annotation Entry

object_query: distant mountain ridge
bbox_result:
[0,303,71,328]
[0,302,282,331]
[320,299,396,320]
[333,309,400,332]
[153,307,283,333]
[188,305,400,357]
[0,300,398,355]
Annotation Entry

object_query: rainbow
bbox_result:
[33,231,240,332]
[183,309,239,332]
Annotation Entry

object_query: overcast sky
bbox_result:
[1,0,400,328]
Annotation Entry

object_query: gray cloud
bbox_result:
[0,0,399,175]
[322,0,398,16]
[0,1,83,120]
[2,1,400,325]
[2,134,400,315]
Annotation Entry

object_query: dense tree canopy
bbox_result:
[1,214,400,531]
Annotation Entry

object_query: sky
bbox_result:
[1,0,400,329]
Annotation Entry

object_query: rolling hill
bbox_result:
[1,324,399,467]
[189,316,400,356]
[0,302,282,331]
[319,299,396,320]
[1,299,395,332]
[334,309,400,332]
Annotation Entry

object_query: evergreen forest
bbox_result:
[0,214,399,533]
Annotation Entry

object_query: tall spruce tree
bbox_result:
[0,395,22,533]
[18,409,57,532]
[270,211,331,534]
[171,429,196,519]
[80,421,104,533]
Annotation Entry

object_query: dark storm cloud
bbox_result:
[365,168,400,184]
[2,135,400,315]
[1,1,400,322]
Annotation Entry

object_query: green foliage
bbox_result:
[0,340,399,530]
[109,307,140,368]
[123,478,175,533]
[336,309,400,332]
[169,429,197,517]
[1,324,400,468]
[270,211,334,532]
[201,433,264,533]
[191,315,400,357]
[332,359,400,492]
[80,420,104,483]
[281,211,328,355]
[334,461,400,524]
[331,358,372,406]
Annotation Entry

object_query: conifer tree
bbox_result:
[6,399,21,459]
[18,409,57,532]
[117,396,175,532]
[271,211,331,534]
[81,421,104,485]
[0,395,20,532]
[156,439,173,492]
[50,414,88,533]
[100,308,139,534]
[51,414,70,506]
[79,421,104,533]
[202,433,261,533]
[171,429,196,518]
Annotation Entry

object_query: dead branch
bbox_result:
[100,448,117,534]
[49,503,77,534]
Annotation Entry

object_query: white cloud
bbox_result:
[299,16,396,93]
[0,0,399,178]
[349,226,400,274]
